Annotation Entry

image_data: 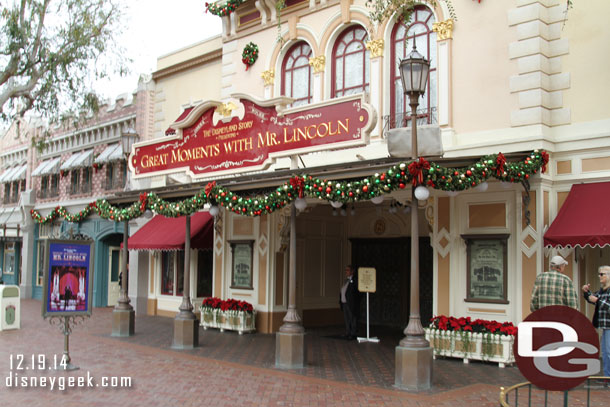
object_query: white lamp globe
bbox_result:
[330,201,343,209]
[294,198,307,211]
[371,195,384,205]
[414,185,430,201]
[446,190,458,197]
[209,205,220,217]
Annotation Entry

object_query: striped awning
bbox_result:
[0,167,17,183]
[5,165,26,182]
[95,144,125,164]
[60,150,94,170]
[32,157,61,177]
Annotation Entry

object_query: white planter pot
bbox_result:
[424,328,515,368]
[200,308,256,335]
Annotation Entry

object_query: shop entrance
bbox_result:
[350,237,433,329]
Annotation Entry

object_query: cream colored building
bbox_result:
[128,0,610,332]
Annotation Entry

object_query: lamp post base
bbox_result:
[275,332,306,369]
[395,345,433,391]
[111,309,135,337]
[171,313,199,349]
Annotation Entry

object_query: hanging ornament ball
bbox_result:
[476,181,489,192]
[371,195,384,205]
[209,205,220,217]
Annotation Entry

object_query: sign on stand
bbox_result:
[357,267,379,344]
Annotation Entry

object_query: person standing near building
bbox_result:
[530,255,579,311]
[339,265,360,340]
[582,265,610,380]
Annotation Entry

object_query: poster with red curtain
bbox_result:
[42,240,94,317]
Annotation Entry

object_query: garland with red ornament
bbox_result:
[205,0,245,16]
[30,150,549,224]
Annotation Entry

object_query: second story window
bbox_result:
[70,169,80,195]
[332,26,370,98]
[3,183,10,204]
[281,42,313,107]
[105,161,127,190]
[81,167,92,194]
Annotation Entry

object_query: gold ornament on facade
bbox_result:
[261,69,275,86]
[365,39,384,58]
[308,56,326,73]
[216,101,237,117]
[432,19,454,41]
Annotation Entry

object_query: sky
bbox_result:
[95,0,222,99]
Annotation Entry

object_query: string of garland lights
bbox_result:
[205,0,245,16]
[30,150,549,225]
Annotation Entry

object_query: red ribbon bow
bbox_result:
[205,181,216,198]
[289,176,305,198]
[408,158,430,186]
[541,151,549,173]
[139,193,148,212]
[495,153,506,176]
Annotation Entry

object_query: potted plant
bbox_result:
[425,315,517,367]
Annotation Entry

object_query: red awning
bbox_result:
[544,181,610,248]
[127,212,213,251]
[165,107,194,135]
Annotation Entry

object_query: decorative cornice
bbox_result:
[432,19,454,41]
[365,39,384,58]
[308,56,326,73]
[261,69,275,86]
[152,49,223,81]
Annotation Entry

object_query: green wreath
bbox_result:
[242,42,259,71]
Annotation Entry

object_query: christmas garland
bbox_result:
[205,0,245,16]
[242,42,259,70]
[30,150,549,224]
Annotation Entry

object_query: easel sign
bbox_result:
[42,239,94,317]
[358,267,376,293]
[357,267,379,343]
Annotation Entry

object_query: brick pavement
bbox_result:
[0,300,606,406]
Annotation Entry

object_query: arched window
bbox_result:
[390,6,437,126]
[281,42,313,107]
[332,26,370,98]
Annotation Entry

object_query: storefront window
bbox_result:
[4,242,15,275]
[197,250,213,298]
[161,251,175,295]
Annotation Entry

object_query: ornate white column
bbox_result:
[261,69,275,99]
[366,39,384,138]
[308,56,325,103]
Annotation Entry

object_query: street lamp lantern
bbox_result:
[395,44,433,391]
[121,128,138,160]
[399,46,430,96]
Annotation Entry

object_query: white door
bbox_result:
[107,247,121,307]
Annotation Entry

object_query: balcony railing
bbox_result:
[383,107,438,136]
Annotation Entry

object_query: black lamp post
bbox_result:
[112,128,138,336]
[395,45,432,390]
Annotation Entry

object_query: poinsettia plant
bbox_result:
[429,315,517,336]
[201,297,254,313]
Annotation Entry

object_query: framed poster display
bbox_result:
[357,267,376,293]
[462,234,509,304]
[41,239,95,317]
[230,240,254,289]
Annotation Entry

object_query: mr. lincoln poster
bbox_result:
[42,239,94,317]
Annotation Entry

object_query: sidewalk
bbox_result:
[0,300,605,406]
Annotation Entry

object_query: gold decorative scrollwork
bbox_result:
[432,19,454,41]
[308,56,326,73]
[261,69,275,86]
[216,101,237,117]
[365,39,384,58]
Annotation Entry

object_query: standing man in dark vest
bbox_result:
[340,265,360,340]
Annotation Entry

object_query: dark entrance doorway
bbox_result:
[350,237,433,330]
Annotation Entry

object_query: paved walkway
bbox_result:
[0,300,606,406]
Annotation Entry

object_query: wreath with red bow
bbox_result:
[242,42,259,71]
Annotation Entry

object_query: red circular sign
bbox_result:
[514,306,599,391]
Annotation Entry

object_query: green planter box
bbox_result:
[424,328,515,368]
[200,308,256,335]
